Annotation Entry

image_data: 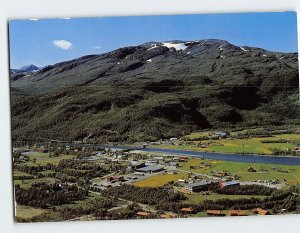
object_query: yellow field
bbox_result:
[133,173,188,187]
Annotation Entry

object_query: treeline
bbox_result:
[261,139,288,143]
[209,184,275,196]
[157,190,299,214]
[14,159,109,180]
[59,197,115,220]
[102,185,186,205]
[15,182,88,208]
[101,184,300,215]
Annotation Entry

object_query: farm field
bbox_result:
[133,173,188,187]
[22,152,76,166]
[150,133,300,155]
[14,177,58,189]
[179,158,300,185]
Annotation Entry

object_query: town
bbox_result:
[13,128,300,222]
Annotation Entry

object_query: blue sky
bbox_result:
[9,12,298,69]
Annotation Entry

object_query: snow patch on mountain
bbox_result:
[147,44,159,50]
[162,42,187,51]
[240,47,248,52]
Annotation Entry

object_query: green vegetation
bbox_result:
[11,40,299,143]
[16,205,48,219]
[184,193,266,205]
[179,158,300,185]
[24,152,75,166]
[152,133,300,155]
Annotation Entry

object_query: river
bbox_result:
[65,143,300,166]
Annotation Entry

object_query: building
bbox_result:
[135,165,164,173]
[215,131,229,138]
[206,210,225,216]
[219,180,240,188]
[130,161,145,169]
[145,158,159,165]
[160,213,175,219]
[106,176,125,183]
[180,207,193,213]
[248,166,257,172]
[179,155,189,162]
[168,162,179,167]
[251,208,269,215]
[136,211,151,217]
[229,210,247,216]
[185,181,211,192]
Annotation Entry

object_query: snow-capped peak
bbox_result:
[19,64,40,72]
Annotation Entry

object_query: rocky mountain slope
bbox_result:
[10,39,299,142]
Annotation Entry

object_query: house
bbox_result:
[251,208,269,215]
[229,210,248,216]
[219,180,240,188]
[215,131,229,138]
[248,166,256,172]
[179,155,189,161]
[206,210,225,216]
[180,207,193,213]
[136,211,151,217]
[185,181,211,192]
[135,165,164,173]
[178,179,186,183]
[293,147,300,154]
[160,213,175,219]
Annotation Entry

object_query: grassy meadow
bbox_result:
[150,133,300,155]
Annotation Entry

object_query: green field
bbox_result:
[13,170,33,177]
[184,193,266,205]
[179,158,300,185]
[14,177,58,188]
[133,173,188,187]
[151,133,300,155]
[24,152,76,166]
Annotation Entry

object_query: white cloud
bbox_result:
[59,17,71,20]
[29,18,39,21]
[53,40,73,50]
[94,46,101,49]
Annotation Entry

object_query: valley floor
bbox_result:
[12,127,300,222]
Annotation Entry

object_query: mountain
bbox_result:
[10,39,299,143]
[19,64,40,72]
[11,64,40,75]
